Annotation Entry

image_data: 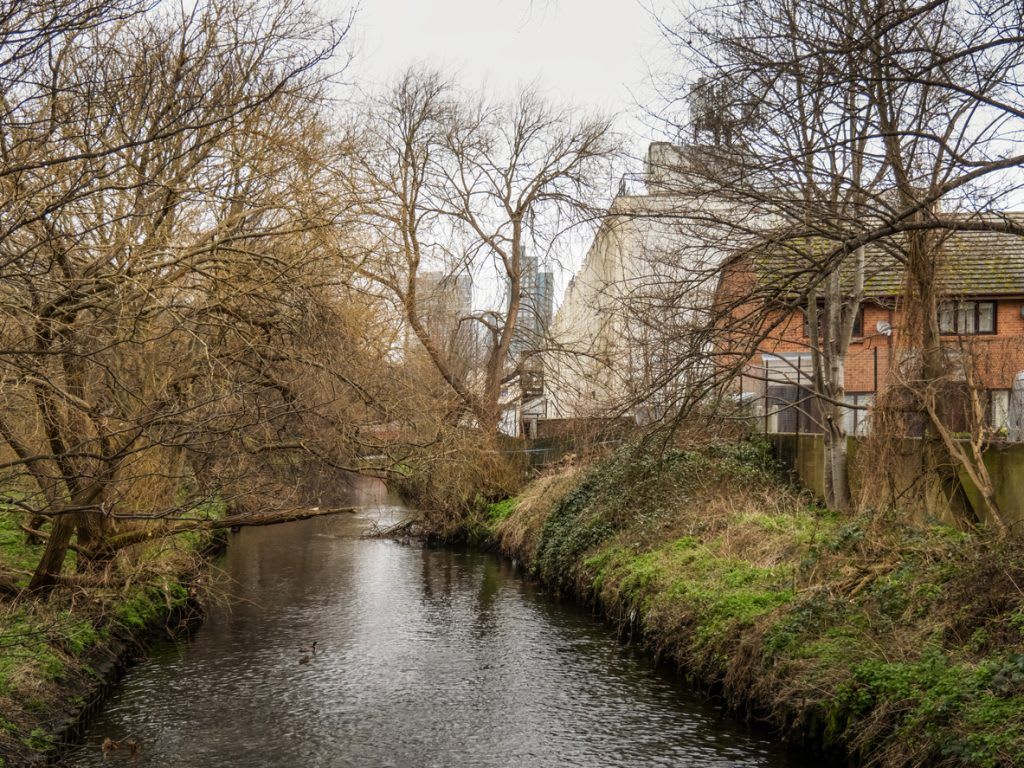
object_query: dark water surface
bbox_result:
[62,480,817,768]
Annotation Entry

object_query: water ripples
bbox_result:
[62,482,815,768]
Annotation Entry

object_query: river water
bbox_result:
[61,480,816,768]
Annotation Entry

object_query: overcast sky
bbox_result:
[328,0,680,304]
[336,0,674,159]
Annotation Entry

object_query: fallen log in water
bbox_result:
[216,506,359,530]
[362,518,419,540]
[92,506,361,555]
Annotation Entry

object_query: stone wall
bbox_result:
[769,433,1024,529]
[958,442,1024,529]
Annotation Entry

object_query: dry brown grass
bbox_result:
[484,441,1024,767]
[494,465,581,562]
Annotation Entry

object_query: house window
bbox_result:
[803,304,863,338]
[842,392,874,436]
[938,300,996,335]
[762,353,813,386]
[990,389,1010,432]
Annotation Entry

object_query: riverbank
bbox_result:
[465,440,1024,768]
[0,515,222,767]
[61,489,811,768]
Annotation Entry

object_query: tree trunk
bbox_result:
[74,508,110,570]
[824,420,851,511]
[28,513,75,591]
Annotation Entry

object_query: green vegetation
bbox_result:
[0,512,216,765]
[0,511,47,585]
[398,431,526,540]
[481,439,1024,768]
[486,497,519,525]
[113,582,191,630]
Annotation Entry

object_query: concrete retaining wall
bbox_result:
[769,433,1024,528]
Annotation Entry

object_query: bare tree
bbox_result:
[0,0,390,592]
[647,0,1024,526]
[348,69,618,436]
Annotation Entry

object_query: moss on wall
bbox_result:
[771,433,1024,528]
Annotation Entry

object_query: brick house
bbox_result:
[715,223,1024,436]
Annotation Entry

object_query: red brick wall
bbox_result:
[748,302,894,392]
[980,299,1024,389]
[715,256,1024,394]
[739,295,1024,393]
[957,298,1024,388]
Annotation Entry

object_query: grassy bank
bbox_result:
[474,440,1024,768]
[0,514,221,767]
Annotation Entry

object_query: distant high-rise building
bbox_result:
[510,248,553,361]
[500,248,554,438]
[416,271,474,362]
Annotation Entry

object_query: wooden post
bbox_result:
[739,372,745,428]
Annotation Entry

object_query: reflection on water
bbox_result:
[62,479,817,768]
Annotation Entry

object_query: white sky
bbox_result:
[325,0,680,306]
[334,0,673,158]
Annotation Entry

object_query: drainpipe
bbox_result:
[764,360,770,435]
[874,346,878,394]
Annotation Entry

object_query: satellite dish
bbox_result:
[876,320,893,337]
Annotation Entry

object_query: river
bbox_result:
[60,479,817,767]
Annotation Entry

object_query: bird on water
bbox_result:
[299,641,318,664]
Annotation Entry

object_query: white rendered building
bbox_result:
[545,143,745,423]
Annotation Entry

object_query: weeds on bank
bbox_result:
[490,438,1024,768]
[0,512,41,585]
[0,512,215,763]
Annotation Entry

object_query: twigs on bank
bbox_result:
[363,518,419,539]
[0,571,26,597]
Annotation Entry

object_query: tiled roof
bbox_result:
[747,216,1024,298]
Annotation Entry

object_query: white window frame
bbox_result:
[990,389,1010,432]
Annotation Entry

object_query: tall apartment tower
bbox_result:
[509,247,553,361]
[417,271,474,360]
